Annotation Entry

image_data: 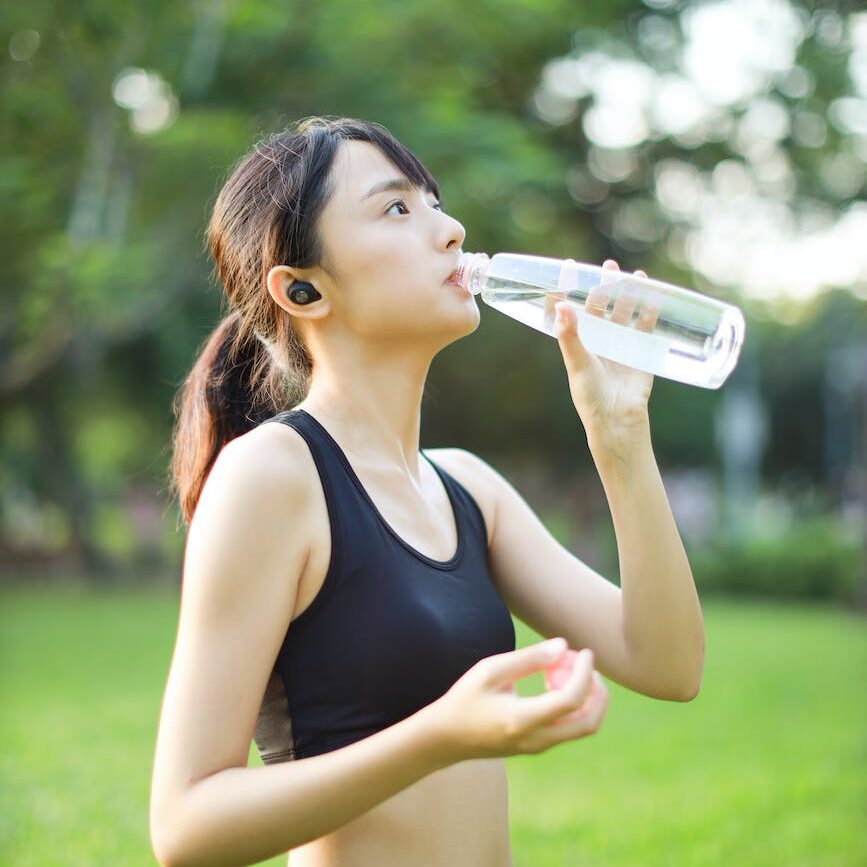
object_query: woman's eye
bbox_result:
[385,199,443,216]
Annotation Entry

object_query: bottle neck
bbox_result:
[452,252,489,295]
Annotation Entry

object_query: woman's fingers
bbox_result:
[585,260,618,317]
[522,671,610,753]
[433,641,610,761]
[553,259,652,329]
[513,648,596,729]
[609,288,639,326]
[608,266,649,327]
[481,638,570,690]
[637,298,661,333]
[543,292,559,331]
[540,671,608,730]
[629,268,663,334]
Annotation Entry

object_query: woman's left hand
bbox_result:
[551,259,658,455]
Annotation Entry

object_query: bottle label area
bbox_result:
[576,313,670,373]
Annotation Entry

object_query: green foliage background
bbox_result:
[0,1,864,597]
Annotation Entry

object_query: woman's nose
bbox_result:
[439,211,466,251]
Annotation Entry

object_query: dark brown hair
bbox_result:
[169,116,440,526]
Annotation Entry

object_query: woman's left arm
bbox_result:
[554,259,704,699]
[452,260,704,701]
[587,419,704,700]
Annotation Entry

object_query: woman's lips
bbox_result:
[446,276,470,294]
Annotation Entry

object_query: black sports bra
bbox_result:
[253,408,516,762]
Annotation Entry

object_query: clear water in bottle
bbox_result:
[451,252,745,389]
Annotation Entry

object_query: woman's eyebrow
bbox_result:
[360,177,427,202]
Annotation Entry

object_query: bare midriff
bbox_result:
[286,757,512,866]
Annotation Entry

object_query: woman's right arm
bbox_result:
[149,425,457,867]
[150,424,610,867]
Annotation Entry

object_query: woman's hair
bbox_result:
[169,115,440,526]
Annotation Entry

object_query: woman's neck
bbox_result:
[296,386,426,484]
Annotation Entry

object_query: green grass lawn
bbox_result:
[0,584,864,866]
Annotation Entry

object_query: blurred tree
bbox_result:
[1,0,864,576]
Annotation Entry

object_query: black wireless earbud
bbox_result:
[288,280,322,305]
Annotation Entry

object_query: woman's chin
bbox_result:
[452,304,482,339]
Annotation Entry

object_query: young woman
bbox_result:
[149,116,704,867]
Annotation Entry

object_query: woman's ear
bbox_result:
[266,265,330,319]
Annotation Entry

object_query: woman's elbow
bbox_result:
[150,820,180,867]
[151,830,178,867]
[150,795,191,867]
[672,677,702,702]
[152,832,199,867]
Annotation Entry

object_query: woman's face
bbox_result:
[296,139,478,348]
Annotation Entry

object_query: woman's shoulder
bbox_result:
[184,424,318,600]
[204,420,319,508]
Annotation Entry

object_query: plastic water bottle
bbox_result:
[450,251,745,389]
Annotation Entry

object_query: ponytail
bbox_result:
[169,310,302,527]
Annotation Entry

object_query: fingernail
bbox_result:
[544,638,567,657]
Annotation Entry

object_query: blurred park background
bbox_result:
[1,0,865,865]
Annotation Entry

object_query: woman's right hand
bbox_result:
[428,638,609,762]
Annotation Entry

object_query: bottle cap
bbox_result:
[450,251,489,294]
